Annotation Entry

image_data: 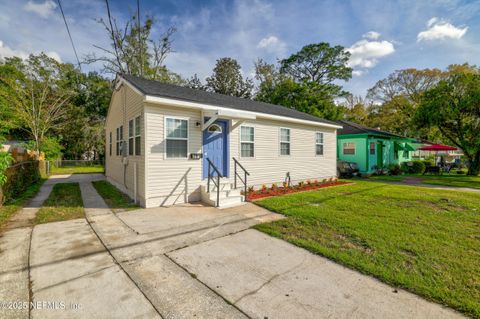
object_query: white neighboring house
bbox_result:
[105,74,342,208]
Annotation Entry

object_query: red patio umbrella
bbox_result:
[417,143,458,169]
[417,144,457,151]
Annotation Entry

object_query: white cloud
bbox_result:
[363,31,381,40]
[347,33,395,70]
[417,18,468,42]
[256,35,287,56]
[24,0,57,19]
[0,40,28,60]
[0,40,61,62]
[352,70,365,77]
[257,35,279,48]
[45,51,61,62]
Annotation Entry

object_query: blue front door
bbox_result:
[203,120,228,179]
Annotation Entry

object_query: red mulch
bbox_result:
[247,181,352,201]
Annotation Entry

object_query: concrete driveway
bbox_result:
[0,174,465,318]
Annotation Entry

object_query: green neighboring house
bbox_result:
[337,120,416,174]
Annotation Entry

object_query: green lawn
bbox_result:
[0,179,45,229]
[254,181,480,318]
[51,165,104,175]
[92,180,139,213]
[368,173,480,189]
[34,183,84,224]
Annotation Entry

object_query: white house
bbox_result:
[105,74,341,208]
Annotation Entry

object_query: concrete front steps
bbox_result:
[200,179,246,208]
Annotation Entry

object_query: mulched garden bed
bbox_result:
[247,181,352,201]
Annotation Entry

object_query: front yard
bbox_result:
[255,181,480,318]
[368,172,480,189]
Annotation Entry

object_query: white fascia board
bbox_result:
[144,95,342,129]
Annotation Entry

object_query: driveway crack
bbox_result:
[233,255,309,305]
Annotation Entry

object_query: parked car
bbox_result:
[337,160,360,178]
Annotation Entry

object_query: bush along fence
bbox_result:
[0,160,48,205]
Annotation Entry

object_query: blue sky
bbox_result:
[0,0,479,96]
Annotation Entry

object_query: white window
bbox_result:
[369,142,376,155]
[343,142,355,155]
[116,126,123,156]
[128,119,134,156]
[165,117,188,158]
[280,128,290,156]
[128,117,142,156]
[109,132,112,156]
[240,126,254,157]
[315,132,324,156]
[135,116,141,156]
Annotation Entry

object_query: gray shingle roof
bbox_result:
[337,120,405,138]
[121,74,339,127]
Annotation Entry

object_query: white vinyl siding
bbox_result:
[165,117,188,158]
[240,126,254,158]
[230,118,337,189]
[144,105,202,207]
[280,128,290,155]
[316,132,324,156]
[105,84,146,206]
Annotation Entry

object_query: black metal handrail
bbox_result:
[233,157,250,200]
[206,158,222,207]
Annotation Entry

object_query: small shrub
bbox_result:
[261,184,267,192]
[248,186,254,193]
[306,179,312,186]
[298,181,305,188]
[282,181,289,188]
[271,183,277,190]
[388,164,402,176]
[322,179,327,183]
[314,179,319,185]
[412,161,426,174]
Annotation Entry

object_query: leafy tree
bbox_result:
[415,72,480,175]
[0,58,24,136]
[258,79,344,120]
[86,11,183,84]
[340,95,370,125]
[0,54,74,158]
[24,136,63,161]
[55,70,111,159]
[254,59,286,102]
[205,58,253,98]
[255,43,352,120]
[366,68,445,137]
[280,43,352,84]
[185,74,206,90]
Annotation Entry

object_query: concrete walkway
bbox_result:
[0,174,104,319]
